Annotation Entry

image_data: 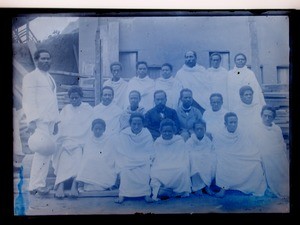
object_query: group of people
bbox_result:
[18,48,290,204]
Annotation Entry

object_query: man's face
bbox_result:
[185,51,197,68]
[154,92,167,111]
[129,92,140,108]
[235,54,247,68]
[36,52,51,72]
[225,116,238,133]
[111,65,122,79]
[161,66,172,79]
[181,91,193,108]
[240,90,253,105]
[210,96,223,112]
[211,55,221,69]
[130,117,144,134]
[69,92,82,107]
[101,89,114,106]
[262,109,275,127]
[137,64,148,78]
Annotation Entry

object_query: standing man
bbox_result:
[103,62,128,110]
[22,49,60,195]
[175,50,210,113]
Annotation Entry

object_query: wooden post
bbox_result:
[248,17,262,85]
[94,18,101,105]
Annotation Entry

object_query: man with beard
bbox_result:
[144,90,181,140]
[22,49,60,195]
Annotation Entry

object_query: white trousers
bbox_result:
[28,121,55,191]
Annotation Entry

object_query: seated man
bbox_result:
[93,86,123,136]
[144,90,181,140]
[176,88,203,141]
[150,119,191,201]
[213,112,267,198]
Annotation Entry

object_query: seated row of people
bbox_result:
[53,101,289,202]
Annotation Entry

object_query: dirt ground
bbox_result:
[13,154,290,216]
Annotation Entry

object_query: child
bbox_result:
[186,119,216,196]
[150,118,191,201]
[76,118,118,192]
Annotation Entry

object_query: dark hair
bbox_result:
[261,105,277,118]
[210,52,222,60]
[161,63,173,71]
[91,118,106,130]
[185,50,197,59]
[110,62,122,71]
[68,85,83,98]
[129,90,141,100]
[129,112,145,125]
[234,53,247,62]
[180,88,193,99]
[34,49,51,61]
[209,93,223,102]
[101,86,114,97]
[154,90,167,99]
[193,118,207,130]
[224,112,238,123]
[239,85,254,96]
[136,61,148,70]
[159,118,176,132]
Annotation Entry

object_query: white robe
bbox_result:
[115,128,154,197]
[103,78,128,110]
[93,102,122,136]
[253,122,289,198]
[213,127,267,196]
[202,108,228,138]
[154,77,183,109]
[232,102,262,132]
[53,102,94,186]
[125,76,155,112]
[150,135,191,194]
[228,66,266,111]
[206,67,229,110]
[76,133,117,191]
[186,134,216,191]
[175,64,211,111]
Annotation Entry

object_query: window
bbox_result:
[277,66,289,85]
[119,51,138,80]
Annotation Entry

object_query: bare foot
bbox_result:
[204,186,215,196]
[181,192,190,198]
[194,189,203,196]
[114,196,125,204]
[69,188,79,198]
[54,183,65,199]
[144,196,154,203]
[215,188,226,198]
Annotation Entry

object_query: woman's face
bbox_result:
[130,117,144,134]
[194,123,206,140]
[69,92,82,107]
[161,125,174,140]
[235,54,247,68]
[261,109,275,127]
[240,90,253,105]
[92,123,105,138]
[225,116,238,133]
[210,96,223,112]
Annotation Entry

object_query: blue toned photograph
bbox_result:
[12,11,290,215]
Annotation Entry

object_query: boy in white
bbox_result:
[186,119,216,196]
[76,118,118,192]
[150,119,191,201]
